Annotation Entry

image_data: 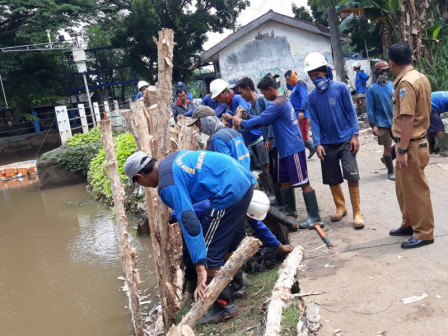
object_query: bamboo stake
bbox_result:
[264,246,305,336]
[168,237,262,334]
[100,118,144,336]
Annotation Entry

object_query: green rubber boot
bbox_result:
[280,188,297,218]
[299,190,323,229]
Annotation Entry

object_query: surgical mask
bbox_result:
[312,76,331,93]
[199,116,224,136]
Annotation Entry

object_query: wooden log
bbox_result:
[232,106,246,130]
[168,237,262,333]
[264,245,305,336]
[99,118,144,336]
[265,207,299,232]
[144,85,158,107]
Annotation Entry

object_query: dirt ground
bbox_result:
[290,130,448,335]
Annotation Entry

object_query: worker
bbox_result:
[177,81,193,101]
[135,80,149,101]
[306,52,365,230]
[366,60,396,180]
[284,70,316,159]
[232,75,322,229]
[428,91,448,154]
[124,150,255,322]
[353,61,370,116]
[388,42,434,249]
[172,88,195,123]
[235,77,275,203]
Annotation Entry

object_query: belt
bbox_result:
[392,135,426,143]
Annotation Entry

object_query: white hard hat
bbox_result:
[304,52,328,73]
[352,61,361,68]
[210,79,229,99]
[247,190,270,221]
[137,80,150,90]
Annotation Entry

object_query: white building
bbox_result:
[197,10,351,90]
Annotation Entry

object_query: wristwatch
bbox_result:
[397,147,408,154]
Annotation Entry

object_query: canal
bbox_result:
[0,182,157,336]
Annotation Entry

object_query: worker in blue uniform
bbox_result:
[306,52,365,230]
[353,61,370,116]
[428,91,448,154]
[232,76,322,229]
[124,150,255,323]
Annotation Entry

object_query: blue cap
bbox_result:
[177,81,185,88]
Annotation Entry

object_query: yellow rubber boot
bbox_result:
[349,186,365,229]
[329,184,347,222]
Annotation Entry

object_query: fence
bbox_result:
[55,98,133,145]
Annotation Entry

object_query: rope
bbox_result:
[34,117,58,159]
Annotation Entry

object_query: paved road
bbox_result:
[290,131,448,335]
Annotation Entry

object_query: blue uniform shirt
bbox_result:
[200,94,227,116]
[308,81,359,146]
[431,91,448,114]
[157,150,255,265]
[355,70,369,94]
[209,127,251,172]
[287,80,309,119]
[366,82,394,128]
[241,95,304,158]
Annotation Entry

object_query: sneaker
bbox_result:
[197,302,237,325]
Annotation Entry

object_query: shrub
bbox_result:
[40,141,102,175]
[87,132,136,203]
[66,127,101,147]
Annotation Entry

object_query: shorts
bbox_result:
[201,186,253,269]
[428,110,445,133]
[377,127,393,146]
[299,118,309,141]
[251,140,269,166]
[277,150,309,188]
[321,140,360,185]
[357,92,366,99]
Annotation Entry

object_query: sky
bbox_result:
[203,0,309,50]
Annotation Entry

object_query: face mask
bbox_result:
[312,76,331,93]
[199,116,223,136]
[375,70,388,85]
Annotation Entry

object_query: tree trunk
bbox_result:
[99,118,144,336]
[264,246,305,336]
[168,237,262,334]
[327,6,347,83]
[400,0,433,63]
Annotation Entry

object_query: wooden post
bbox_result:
[55,106,72,145]
[99,118,144,336]
[93,102,101,125]
[264,246,305,336]
[168,237,262,333]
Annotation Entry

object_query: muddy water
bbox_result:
[0,183,157,336]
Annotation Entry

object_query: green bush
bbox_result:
[66,127,101,147]
[41,142,102,175]
[87,132,136,203]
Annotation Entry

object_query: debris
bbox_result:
[333,329,343,336]
[435,295,442,299]
[293,291,327,298]
[369,276,373,280]
[401,293,428,304]
[324,264,337,268]
[397,256,402,259]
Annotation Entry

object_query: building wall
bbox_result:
[217,21,334,90]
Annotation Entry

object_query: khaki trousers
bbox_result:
[395,141,434,240]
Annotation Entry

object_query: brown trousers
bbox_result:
[395,141,434,240]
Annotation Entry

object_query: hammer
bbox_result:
[309,222,333,249]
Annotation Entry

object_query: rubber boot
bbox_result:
[304,139,316,159]
[280,188,297,218]
[259,173,276,205]
[228,270,247,299]
[391,144,396,160]
[349,186,365,229]
[383,155,395,180]
[329,184,347,222]
[273,181,285,211]
[198,280,236,325]
[438,135,448,157]
[299,190,323,229]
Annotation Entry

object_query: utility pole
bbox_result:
[73,48,96,126]
[0,73,8,109]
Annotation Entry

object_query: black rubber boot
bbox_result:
[383,155,395,180]
[259,173,276,205]
[304,140,316,159]
[299,190,323,229]
[280,188,297,218]
[273,181,285,211]
[198,285,236,325]
[228,270,247,299]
